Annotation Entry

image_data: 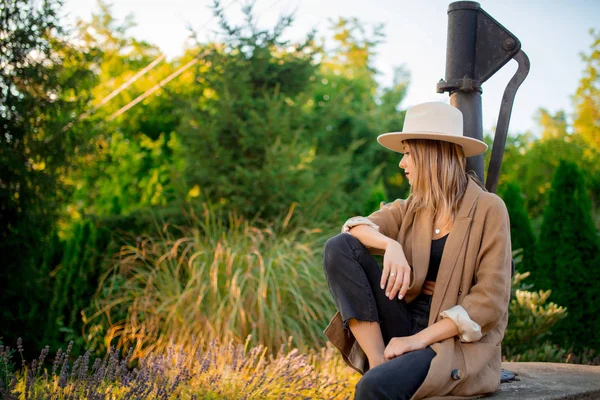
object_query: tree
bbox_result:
[533,160,600,352]
[574,29,600,152]
[177,3,358,223]
[499,182,536,273]
[0,0,96,351]
[308,18,410,209]
[486,109,600,223]
[513,110,584,218]
[67,1,186,218]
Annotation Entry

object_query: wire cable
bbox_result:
[108,50,209,121]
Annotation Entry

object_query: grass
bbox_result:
[83,204,338,360]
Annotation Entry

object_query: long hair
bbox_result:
[404,139,469,225]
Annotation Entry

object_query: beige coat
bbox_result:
[323,176,512,399]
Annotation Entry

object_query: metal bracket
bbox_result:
[485,50,530,193]
[437,77,482,94]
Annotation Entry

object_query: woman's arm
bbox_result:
[342,199,406,243]
[348,225,414,300]
[415,318,460,347]
[346,224,396,251]
[384,319,459,360]
[340,198,412,300]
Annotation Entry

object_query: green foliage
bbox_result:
[67,2,186,218]
[42,221,114,353]
[0,0,97,355]
[501,111,592,217]
[574,29,600,151]
[72,131,184,216]
[41,205,198,354]
[2,0,411,358]
[506,343,569,363]
[533,160,600,352]
[178,12,411,224]
[499,182,536,273]
[177,5,355,224]
[311,20,411,204]
[500,256,600,364]
[484,107,600,225]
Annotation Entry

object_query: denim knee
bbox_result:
[354,370,389,400]
[323,233,352,272]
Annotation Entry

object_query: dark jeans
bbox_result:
[323,233,436,400]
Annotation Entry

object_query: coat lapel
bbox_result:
[428,178,482,325]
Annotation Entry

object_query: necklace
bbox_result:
[433,218,449,237]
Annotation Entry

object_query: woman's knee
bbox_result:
[354,352,432,400]
[354,369,387,400]
[323,233,353,267]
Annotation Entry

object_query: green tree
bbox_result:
[533,160,600,352]
[514,110,583,218]
[67,1,187,218]
[177,3,356,223]
[574,29,600,152]
[0,0,96,351]
[573,29,600,226]
[40,2,196,351]
[487,109,600,223]
[309,18,410,210]
[499,182,536,273]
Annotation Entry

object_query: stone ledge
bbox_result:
[427,362,600,400]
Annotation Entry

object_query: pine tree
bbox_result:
[534,160,600,352]
[499,182,536,273]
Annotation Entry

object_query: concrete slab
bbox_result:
[427,362,600,400]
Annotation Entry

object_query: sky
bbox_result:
[62,0,600,137]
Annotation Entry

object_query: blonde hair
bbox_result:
[404,139,469,225]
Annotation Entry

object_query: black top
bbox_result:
[425,233,449,282]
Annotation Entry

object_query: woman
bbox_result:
[322,102,512,400]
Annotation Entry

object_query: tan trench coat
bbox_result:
[323,176,512,399]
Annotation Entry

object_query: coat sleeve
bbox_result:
[454,194,513,339]
[341,199,407,240]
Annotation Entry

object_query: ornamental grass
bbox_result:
[84,204,338,361]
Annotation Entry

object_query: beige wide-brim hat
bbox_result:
[377,102,488,157]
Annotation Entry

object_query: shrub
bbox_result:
[503,269,568,360]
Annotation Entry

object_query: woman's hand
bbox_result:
[384,335,426,360]
[381,241,412,300]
